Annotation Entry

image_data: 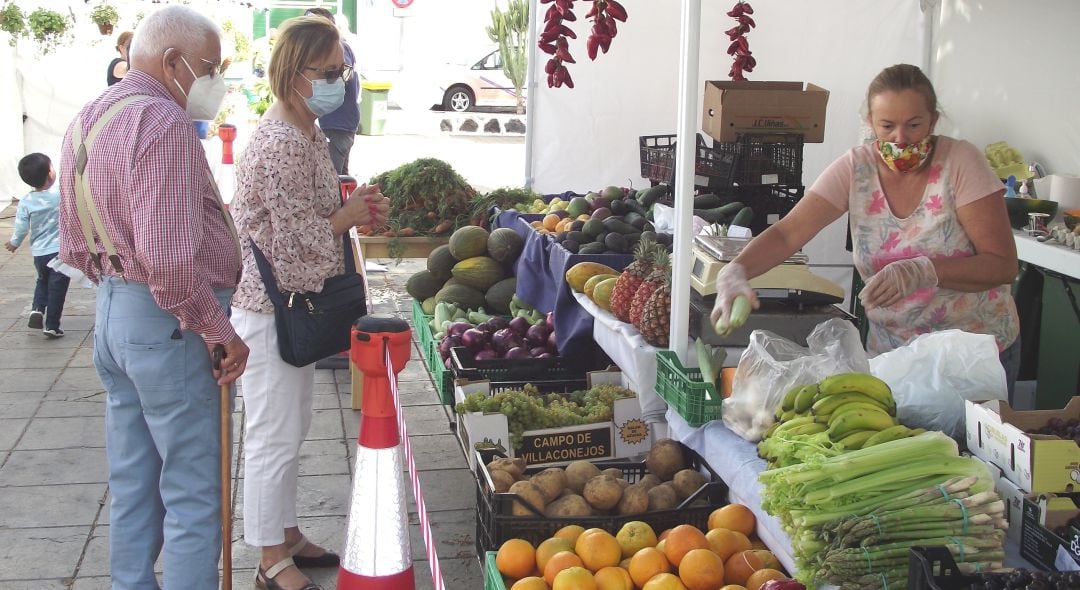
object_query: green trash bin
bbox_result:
[359,81,392,136]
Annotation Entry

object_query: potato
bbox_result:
[565,460,602,494]
[616,484,649,515]
[615,478,630,490]
[509,480,546,516]
[601,467,624,480]
[583,474,624,510]
[489,469,515,493]
[545,494,594,518]
[637,474,662,490]
[531,468,568,503]
[645,439,687,481]
[672,468,707,500]
[647,484,678,511]
[488,457,526,480]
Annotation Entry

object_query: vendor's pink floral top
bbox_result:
[231,120,344,314]
[810,136,1019,354]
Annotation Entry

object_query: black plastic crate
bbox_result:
[714,133,804,187]
[639,133,736,189]
[908,546,981,590]
[450,346,585,385]
[719,183,805,236]
[473,446,729,560]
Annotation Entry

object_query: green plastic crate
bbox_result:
[410,299,434,365]
[655,350,723,427]
[431,348,455,406]
[484,551,506,590]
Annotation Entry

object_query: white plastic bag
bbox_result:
[47,256,94,289]
[651,203,710,236]
[723,319,869,441]
[869,330,1006,439]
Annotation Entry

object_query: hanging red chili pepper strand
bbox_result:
[539,0,627,89]
[726,1,756,81]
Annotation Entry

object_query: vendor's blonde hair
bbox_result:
[866,64,938,115]
[267,16,340,107]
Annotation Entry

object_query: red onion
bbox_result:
[505,347,531,360]
[508,316,531,336]
[447,321,472,338]
[525,324,548,346]
[529,346,548,358]
[461,328,488,352]
[491,328,522,356]
[475,349,498,361]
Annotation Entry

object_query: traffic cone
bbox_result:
[338,314,415,589]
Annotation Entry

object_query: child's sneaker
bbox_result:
[28,311,43,329]
[43,328,64,339]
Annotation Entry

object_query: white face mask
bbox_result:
[173,55,226,121]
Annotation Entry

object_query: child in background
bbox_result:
[6,153,70,338]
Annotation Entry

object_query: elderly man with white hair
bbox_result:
[57,5,248,588]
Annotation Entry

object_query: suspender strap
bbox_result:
[205,169,243,283]
[71,95,146,276]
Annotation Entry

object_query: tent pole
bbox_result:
[523,0,540,190]
[669,0,701,365]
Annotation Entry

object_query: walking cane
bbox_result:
[213,345,233,590]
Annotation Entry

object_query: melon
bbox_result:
[451,256,507,291]
[406,270,444,301]
[485,277,517,315]
[434,284,486,311]
[426,244,457,281]
[448,226,489,260]
[487,228,524,264]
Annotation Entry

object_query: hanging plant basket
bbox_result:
[0,2,27,47]
[90,3,119,37]
[27,7,70,54]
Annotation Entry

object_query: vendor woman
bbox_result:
[711,64,1020,397]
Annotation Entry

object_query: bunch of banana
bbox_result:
[765,372,924,450]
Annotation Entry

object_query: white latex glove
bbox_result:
[859,256,938,309]
[710,262,760,327]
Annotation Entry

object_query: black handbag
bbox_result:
[249,235,367,367]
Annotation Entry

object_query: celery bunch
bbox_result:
[757,431,1007,589]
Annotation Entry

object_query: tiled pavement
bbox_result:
[0,203,482,588]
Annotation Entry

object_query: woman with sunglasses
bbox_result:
[229,16,389,590]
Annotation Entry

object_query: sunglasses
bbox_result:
[302,64,353,83]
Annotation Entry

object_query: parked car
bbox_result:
[435,49,526,112]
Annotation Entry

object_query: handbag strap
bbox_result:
[249,233,357,308]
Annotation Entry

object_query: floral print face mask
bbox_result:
[876,136,934,173]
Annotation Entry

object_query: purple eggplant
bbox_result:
[447,321,472,338]
[525,323,548,347]
[491,328,522,356]
[475,349,498,361]
[505,346,531,360]
[461,328,488,352]
[508,315,531,336]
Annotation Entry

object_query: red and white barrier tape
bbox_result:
[387,346,446,590]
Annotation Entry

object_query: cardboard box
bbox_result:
[1020,494,1080,571]
[454,370,652,471]
[965,397,1080,494]
[702,81,829,143]
[972,455,1027,543]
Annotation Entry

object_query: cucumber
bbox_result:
[693,193,722,209]
[622,197,648,217]
[731,206,754,229]
[639,185,669,207]
[714,201,745,217]
[622,212,644,228]
[693,208,730,224]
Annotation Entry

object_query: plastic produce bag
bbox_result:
[723,319,869,441]
[47,256,94,289]
[869,330,1007,438]
[652,203,710,236]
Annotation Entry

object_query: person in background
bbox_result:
[6,153,70,338]
[304,7,360,174]
[58,6,247,588]
[711,63,1021,396]
[229,15,388,590]
[107,30,134,86]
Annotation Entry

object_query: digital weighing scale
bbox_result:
[690,235,845,306]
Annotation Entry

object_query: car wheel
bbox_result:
[443,86,474,112]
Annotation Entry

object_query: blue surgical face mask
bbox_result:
[296,73,345,117]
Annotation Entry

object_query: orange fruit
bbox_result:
[537,537,576,572]
[553,566,598,590]
[749,538,769,551]
[705,528,752,561]
[627,547,671,589]
[619,557,631,569]
[543,214,561,231]
[593,566,633,590]
[615,521,658,558]
[642,572,688,590]
[576,530,622,572]
[555,525,587,545]
[497,539,537,579]
[511,577,549,590]
[545,551,585,587]
[678,548,726,590]
[708,504,756,536]
[724,550,764,586]
[656,539,666,554]
[581,528,606,539]
[663,524,709,567]
[744,569,787,590]
[751,550,780,571]
[658,528,672,541]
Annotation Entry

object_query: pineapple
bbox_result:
[630,249,671,328]
[639,258,672,348]
[609,238,656,322]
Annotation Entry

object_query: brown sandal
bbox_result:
[254,557,322,590]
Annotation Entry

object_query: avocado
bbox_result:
[604,232,628,253]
